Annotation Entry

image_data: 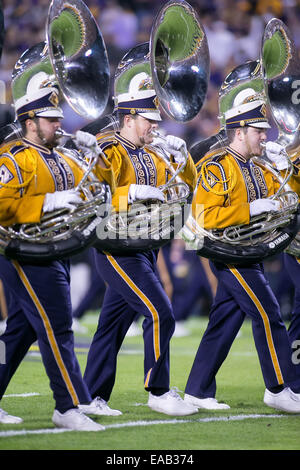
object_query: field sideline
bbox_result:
[0,314,299,451]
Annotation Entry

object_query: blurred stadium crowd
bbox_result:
[0,0,299,333]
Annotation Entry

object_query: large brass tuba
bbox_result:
[262,17,300,257]
[96,0,210,254]
[0,0,112,263]
[180,21,299,265]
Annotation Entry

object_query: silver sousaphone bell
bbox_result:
[1,0,112,263]
[188,60,263,164]
[150,0,209,122]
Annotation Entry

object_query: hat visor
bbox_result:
[248,121,271,129]
[35,108,64,119]
[137,111,162,121]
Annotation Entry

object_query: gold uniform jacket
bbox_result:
[0,138,115,227]
[96,132,197,212]
[286,151,300,197]
[286,150,300,262]
[192,146,300,231]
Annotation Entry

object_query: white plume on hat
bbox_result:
[26,72,53,95]
[128,72,152,93]
[233,87,258,107]
[115,71,161,121]
[225,87,270,129]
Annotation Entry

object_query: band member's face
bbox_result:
[243,127,267,158]
[34,117,62,148]
[134,115,159,147]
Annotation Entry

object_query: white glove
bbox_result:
[43,189,82,213]
[249,198,281,217]
[164,135,188,164]
[74,130,98,161]
[75,130,97,149]
[265,141,288,170]
[128,184,165,204]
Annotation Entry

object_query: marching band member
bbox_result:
[266,142,300,391]
[0,84,115,430]
[183,89,300,413]
[81,79,198,417]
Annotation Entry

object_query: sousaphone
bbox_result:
[96,0,210,254]
[0,0,112,263]
[181,38,299,265]
[262,17,300,257]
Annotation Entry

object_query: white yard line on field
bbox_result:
[0,414,291,438]
[3,393,41,398]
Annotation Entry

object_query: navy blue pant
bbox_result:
[185,261,298,398]
[283,254,300,388]
[84,250,175,401]
[0,256,91,412]
[72,249,106,319]
[283,254,300,343]
[162,244,213,321]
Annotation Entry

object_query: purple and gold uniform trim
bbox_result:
[12,260,80,406]
[104,253,161,365]
[229,266,284,384]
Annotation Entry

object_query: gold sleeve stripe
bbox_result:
[229,266,284,385]
[104,253,161,361]
[12,261,80,406]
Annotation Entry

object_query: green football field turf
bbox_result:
[0,314,299,451]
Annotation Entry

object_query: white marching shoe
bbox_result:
[79,397,122,416]
[0,408,23,424]
[264,387,300,413]
[72,318,88,334]
[52,408,105,431]
[173,321,190,338]
[184,394,230,410]
[148,388,198,416]
[0,319,7,335]
[126,322,142,337]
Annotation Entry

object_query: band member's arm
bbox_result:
[266,142,300,195]
[169,153,197,191]
[287,153,300,195]
[92,154,116,194]
[70,131,116,194]
[285,172,300,196]
[0,153,45,226]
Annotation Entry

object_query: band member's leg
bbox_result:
[84,287,138,401]
[85,251,175,400]
[0,304,37,399]
[185,283,245,398]
[218,262,297,389]
[3,258,91,412]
